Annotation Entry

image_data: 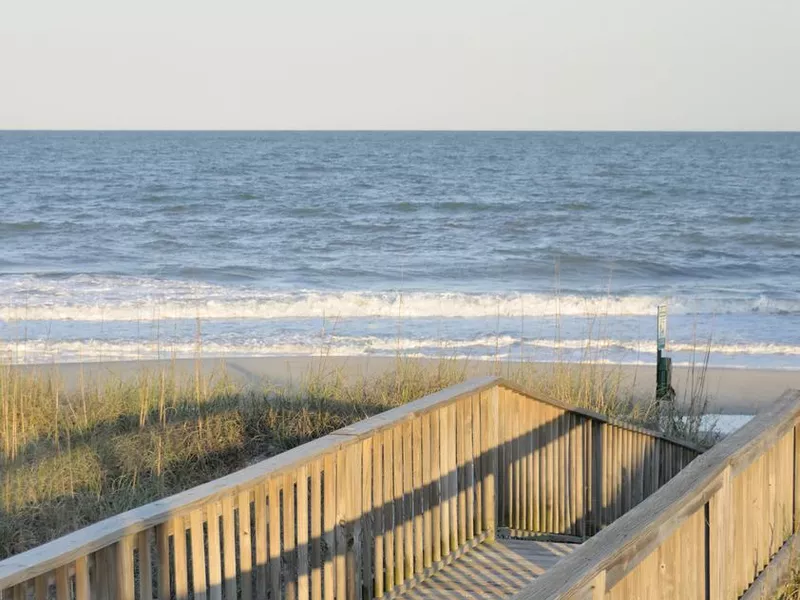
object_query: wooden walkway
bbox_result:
[398,539,578,599]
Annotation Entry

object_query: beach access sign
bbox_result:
[657,304,667,350]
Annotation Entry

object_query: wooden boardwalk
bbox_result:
[398,539,578,599]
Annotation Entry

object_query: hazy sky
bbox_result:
[2,0,799,130]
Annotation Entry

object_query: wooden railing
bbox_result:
[0,377,701,600]
[513,389,800,600]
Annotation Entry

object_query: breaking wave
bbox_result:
[1,275,798,322]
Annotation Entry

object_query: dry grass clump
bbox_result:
[0,347,713,558]
[0,357,468,558]
[773,562,800,599]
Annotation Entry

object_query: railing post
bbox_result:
[708,466,733,600]
[482,386,499,540]
[591,570,607,600]
[794,423,800,533]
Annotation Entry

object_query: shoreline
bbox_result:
[17,355,799,415]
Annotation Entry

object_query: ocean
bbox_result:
[1,131,798,369]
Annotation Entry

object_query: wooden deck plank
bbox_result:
[397,539,577,599]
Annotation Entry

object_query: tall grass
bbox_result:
[0,338,716,558]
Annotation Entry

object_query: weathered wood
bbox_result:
[2,375,709,597]
[205,503,222,600]
[411,418,424,576]
[238,492,253,600]
[156,522,171,600]
[372,437,385,598]
[297,465,310,600]
[137,529,153,600]
[221,495,237,600]
[322,453,336,600]
[447,404,459,552]
[515,389,800,600]
[311,460,323,600]
[255,484,268,600]
[438,407,451,559]
[268,477,282,600]
[464,395,475,542]
[472,393,483,537]
[189,510,208,600]
[74,555,89,600]
[284,472,298,600]
[173,517,189,600]
[402,422,414,581]
[115,535,134,600]
[393,425,405,587]
[456,399,467,546]
[54,565,69,600]
[382,428,396,592]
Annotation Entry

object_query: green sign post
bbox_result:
[656,304,673,401]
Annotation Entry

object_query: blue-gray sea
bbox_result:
[1,131,798,369]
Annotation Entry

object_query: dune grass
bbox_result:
[0,348,714,559]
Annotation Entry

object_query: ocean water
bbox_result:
[0,131,798,369]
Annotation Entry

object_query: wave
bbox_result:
[4,334,800,365]
[1,275,799,322]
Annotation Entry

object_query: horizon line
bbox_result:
[1,128,799,134]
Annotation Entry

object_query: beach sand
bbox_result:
[22,356,798,415]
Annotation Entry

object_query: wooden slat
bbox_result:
[532,400,541,533]
[439,407,451,558]
[297,465,310,600]
[350,442,364,600]
[284,472,298,600]
[55,565,69,600]
[74,555,90,600]
[335,450,347,600]
[430,409,442,563]
[382,429,395,592]
[485,387,498,537]
[464,395,475,542]
[420,412,432,572]
[115,535,135,600]
[521,396,530,533]
[206,503,222,600]
[311,460,323,600]
[156,522,171,600]
[513,396,522,533]
[447,404,459,552]
[221,496,237,600]
[393,424,405,586]
[137,529,153,600]
[190,510,208,600]
[361,439,374,599]
[402,422,414,581]
[709,466,733,600]
[372,437,385,598]
[411,419,424,577]
[238,492,253,600]
[34,575,47,600]
[268,477,282,600]
[456,399,467,546]
[255,484,268,600]
[472,393,483,537]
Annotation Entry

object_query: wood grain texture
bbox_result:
[516,390,800,600]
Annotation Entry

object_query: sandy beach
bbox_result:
[23,355,798,415]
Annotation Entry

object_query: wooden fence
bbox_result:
[514,389,800,600]
[0,377,701,600]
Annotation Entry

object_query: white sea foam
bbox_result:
[1,275,798,321]
[4,334,800,365]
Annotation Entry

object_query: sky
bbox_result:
[1,0,799,131]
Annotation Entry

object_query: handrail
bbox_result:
[513,388,800,600]
[0,376,496,587]
[0,376,703,599]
